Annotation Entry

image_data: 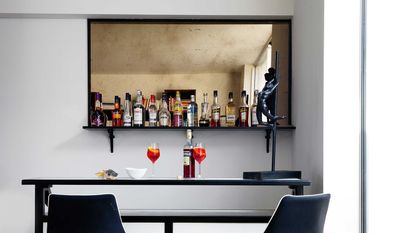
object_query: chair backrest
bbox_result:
[264,193,330,233]
[47,194,126,233]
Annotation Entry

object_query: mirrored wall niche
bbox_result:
[89,20,291,125]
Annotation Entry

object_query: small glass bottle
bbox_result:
[210,90,221,127]
[158,93,171,127]
[225,92,236,127]
[183,129,195,178]
[239,91,249,127]
[187,95,198,127]
[90,92,106,127]
[112,96,123,127]
[251,90,259,127]
[148,95,158,127]
[199,93,210,127]
[133,90,145,127]
[173,91,183,127]
[123,93,132,127]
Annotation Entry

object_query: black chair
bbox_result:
[264,193,330,233]
[47,194,126,233]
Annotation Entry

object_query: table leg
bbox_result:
[165,221,173,233]
[34,185,51,233]
[293,186,304,195]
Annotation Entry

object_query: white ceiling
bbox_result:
[91,23,272,74]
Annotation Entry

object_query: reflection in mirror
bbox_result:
[89,21,291,125]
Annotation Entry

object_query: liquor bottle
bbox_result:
[199,93,210,127]
[112,96,123,127]
[183,129,195,178]
[123,93,132,127]
[133,90,145,127]
[225,92,236,127]
[239,91,249,127]
[173,91,183,127]
[159,93,171,127]
[187,95,198,127]
[148,95,158,127]
[210,90,221,127]
[90,92,106,127]
[251,90,259,127]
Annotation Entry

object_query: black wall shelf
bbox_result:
[82,125,296,159]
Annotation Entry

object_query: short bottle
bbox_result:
[187,95,198,127]
[148,95,158,127]
[90,92,106,127]
[239,91,249,127]
[210,90,221,127]
[225,92,236,127]
[133,90,146,127]
[173,91,183,127]
[158,93,171,127]
[123,93,132,127]
[183,129,195,178]
[112,96,123,127]
[251,90,259,127]
[199,93,210,127]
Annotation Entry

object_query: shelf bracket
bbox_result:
[107,128,115,153]
[265,129,271,153]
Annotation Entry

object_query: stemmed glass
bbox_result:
[193,143,206,178]
[146,143,160,177]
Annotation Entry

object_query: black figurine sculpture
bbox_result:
[256,67,285,125]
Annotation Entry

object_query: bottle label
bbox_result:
[123,115,132,126]
[134,108,143,124]
[251,108,258,125]
[241,112,247,121]
[173,111,182,127]
[149,111,157,123]
[213,110,220,121]
[187,112,194,127]
[160,115,168,126]
[226,115,236,121]
[183,156,190,166]
[95,100,100,109]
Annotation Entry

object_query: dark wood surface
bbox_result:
[82,125,296,130]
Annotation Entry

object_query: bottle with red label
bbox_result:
[183,129,195,178]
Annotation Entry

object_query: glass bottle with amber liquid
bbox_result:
[210,90,221,127]
[183,129,195,178]
[173,91,183,127]
[90,92,106,127]
[112,96,123,127]
[225,92,236,127]
[239,91,249,127]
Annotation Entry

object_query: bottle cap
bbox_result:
[213,90,218,97]
[241,90,246,96]
[228,92,233,99]
[150,95,156,102]
[162,92,167,100]
[126,93,131,101]
[190,95,195,102]
[137,90,142,96]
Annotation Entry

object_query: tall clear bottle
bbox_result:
[199,93,210,127]
[123,93,132,127]
[158,93,171,127]
[183,129,195,178]
[210,90,221,127]
[251,90,259,127]
[173,91,183,127]
[148,95,158,127]
[225,92,236,127]
[187,95,198,127]
[239,91,249,127]
[133,90,145,127]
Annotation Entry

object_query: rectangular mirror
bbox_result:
[88,19,291,126]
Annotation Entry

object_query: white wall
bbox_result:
[291,0,324,194]
[0,2,306,233]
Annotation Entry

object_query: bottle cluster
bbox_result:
[90,90,260,128]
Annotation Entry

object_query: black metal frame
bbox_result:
[23,178,310,233]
